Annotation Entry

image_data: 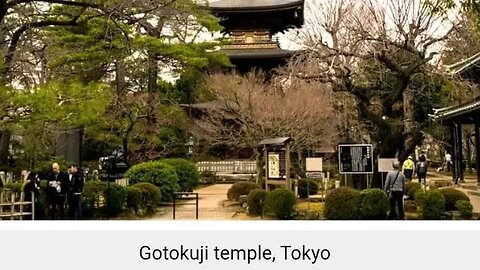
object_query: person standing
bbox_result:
[416,155,428,188]
[67,164,84,220]
[445,152,452,172]
[46,163,67,219]
[22,172,40,220]
[402,156,415,182]
[384,160,406,220]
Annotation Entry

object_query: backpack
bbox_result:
[418,162,427,174]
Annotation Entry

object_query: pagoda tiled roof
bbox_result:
[208,0,304,11]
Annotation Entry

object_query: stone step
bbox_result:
[459,184,480,191]
[467,190,480,197]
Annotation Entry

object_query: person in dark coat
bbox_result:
[23,172,40,220]
[23,171,40,202]
[416,154,428,187]
[46,163,68,219]
[66,164,84,220]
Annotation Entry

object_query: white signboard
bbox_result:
[268,153,280,178]
[378,158,397,172]
[306,158,323,172]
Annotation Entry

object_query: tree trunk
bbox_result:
[147,52,158,93]
[0,130,10,167]
[254,147,263,185]
[402,88,416,159]
[297,149,305,178]
[115,59,127,94]
[122,136,129,164]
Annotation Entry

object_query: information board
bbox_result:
[267,152,286,179]
[378,158,397,172]
[338,144,374,174]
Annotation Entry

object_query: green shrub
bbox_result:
[419,189,445,220]
[263,188,296,220]
[297,179,319,198]
[104,183,127,217]
[440,188,470,211]
[161,158,200,192]
[82,181,107,218]
[414,189,426,207]
[359,188,389,219]
[227,181,260,201]
[247,189,268,216]
[125,161,179,202]
[132,182,162,213]
[325,187,361,220]
[125,186,142,213]
[405,182,421,199]
[455,200,473,220]
[2,182,23,192]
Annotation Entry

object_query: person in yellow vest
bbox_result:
[402,156,415,182]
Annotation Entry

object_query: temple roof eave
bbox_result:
[208,0,304,12]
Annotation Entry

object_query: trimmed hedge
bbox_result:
[455,200,473,220]
[264,188,296,220]
[227,181,260,201]
[125,161,179,202]
[419,189,445,220]
[104,183,127,217]
[247,189,268,216]
[161,158,200,192]
[298,179,319,198]
[82,181,107,218]
[440,188,469,211]
[125,186,142,213]
[325,187,361,220]
[359,188,389,219]
[132,182,162,213]
[405,182,421,199]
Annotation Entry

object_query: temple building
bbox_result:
[208,0,305,72]
[431,55,480,185]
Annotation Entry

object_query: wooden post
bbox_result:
[32,191,35,220]
[475,121,480,185]
[451,124,457,182]
[0,192,3,219]
[264,147,269,191]
[20,192,24,220]
[286,142,291,191]
[452,122,463,184]
[10,193,14,220]
[456,122,464,183]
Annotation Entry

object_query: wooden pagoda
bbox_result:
[208,0,305,72]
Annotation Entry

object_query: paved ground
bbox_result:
[149,184,238,220]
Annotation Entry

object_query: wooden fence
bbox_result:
[196,160,256,174]
[0,191,34,220]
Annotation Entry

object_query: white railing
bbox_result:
[196,160,256,174]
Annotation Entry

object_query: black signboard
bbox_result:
[338,144,374,174]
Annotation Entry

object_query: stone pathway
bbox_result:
[149,184,238,220]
